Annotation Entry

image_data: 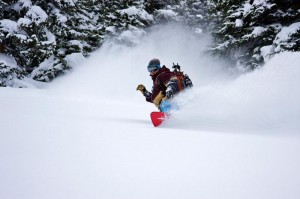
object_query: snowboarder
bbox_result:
[136,58,192,113]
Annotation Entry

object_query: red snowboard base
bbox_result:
[150,112,169,127]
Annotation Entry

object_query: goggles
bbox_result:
[147,64,160,73]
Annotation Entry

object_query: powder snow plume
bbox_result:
[171,52,300,133]
[50,24,300,133]
[50,24,229,101]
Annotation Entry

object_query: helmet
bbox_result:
[148,58,160,66]
[147,58,161,72]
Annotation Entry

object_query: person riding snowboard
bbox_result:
[136,58,193,113]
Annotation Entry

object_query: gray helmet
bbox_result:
[148,58,160,66]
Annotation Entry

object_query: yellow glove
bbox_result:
[136,84,146,93]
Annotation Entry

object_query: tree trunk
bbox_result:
[0,43,4,53]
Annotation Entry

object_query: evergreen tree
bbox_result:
[2,0,298,87]
[150,0,210,33]
[210,0,300,69]
[144,0,165,14]
[0,54,24,87]
[97,0,154,45]
[0,0,27,86]
[173,0,210,31]
[99,0,152,43]
[0,0,107,83]
[0,0,7,54]
[0,0,57,82]
[31,0,105,81]
[0,0,153,85]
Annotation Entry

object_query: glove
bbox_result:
[184,74,193,88]
[165,90,174,99]
[137,84,151,98]
[136,84,146,94]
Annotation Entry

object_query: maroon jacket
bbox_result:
[145,66,173,104]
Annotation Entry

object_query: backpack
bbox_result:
[171,63,193,91]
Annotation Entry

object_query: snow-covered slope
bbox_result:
[1,25,300,199]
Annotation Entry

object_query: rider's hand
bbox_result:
[165,90,174,99]
[136,84,146,93]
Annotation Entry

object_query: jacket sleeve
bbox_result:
[144,90,153,103]
[159,73,180,98]
[166,76,180,95]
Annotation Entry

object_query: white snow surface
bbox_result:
[1,24,300,199]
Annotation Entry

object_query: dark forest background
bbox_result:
[1,0,299,87]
